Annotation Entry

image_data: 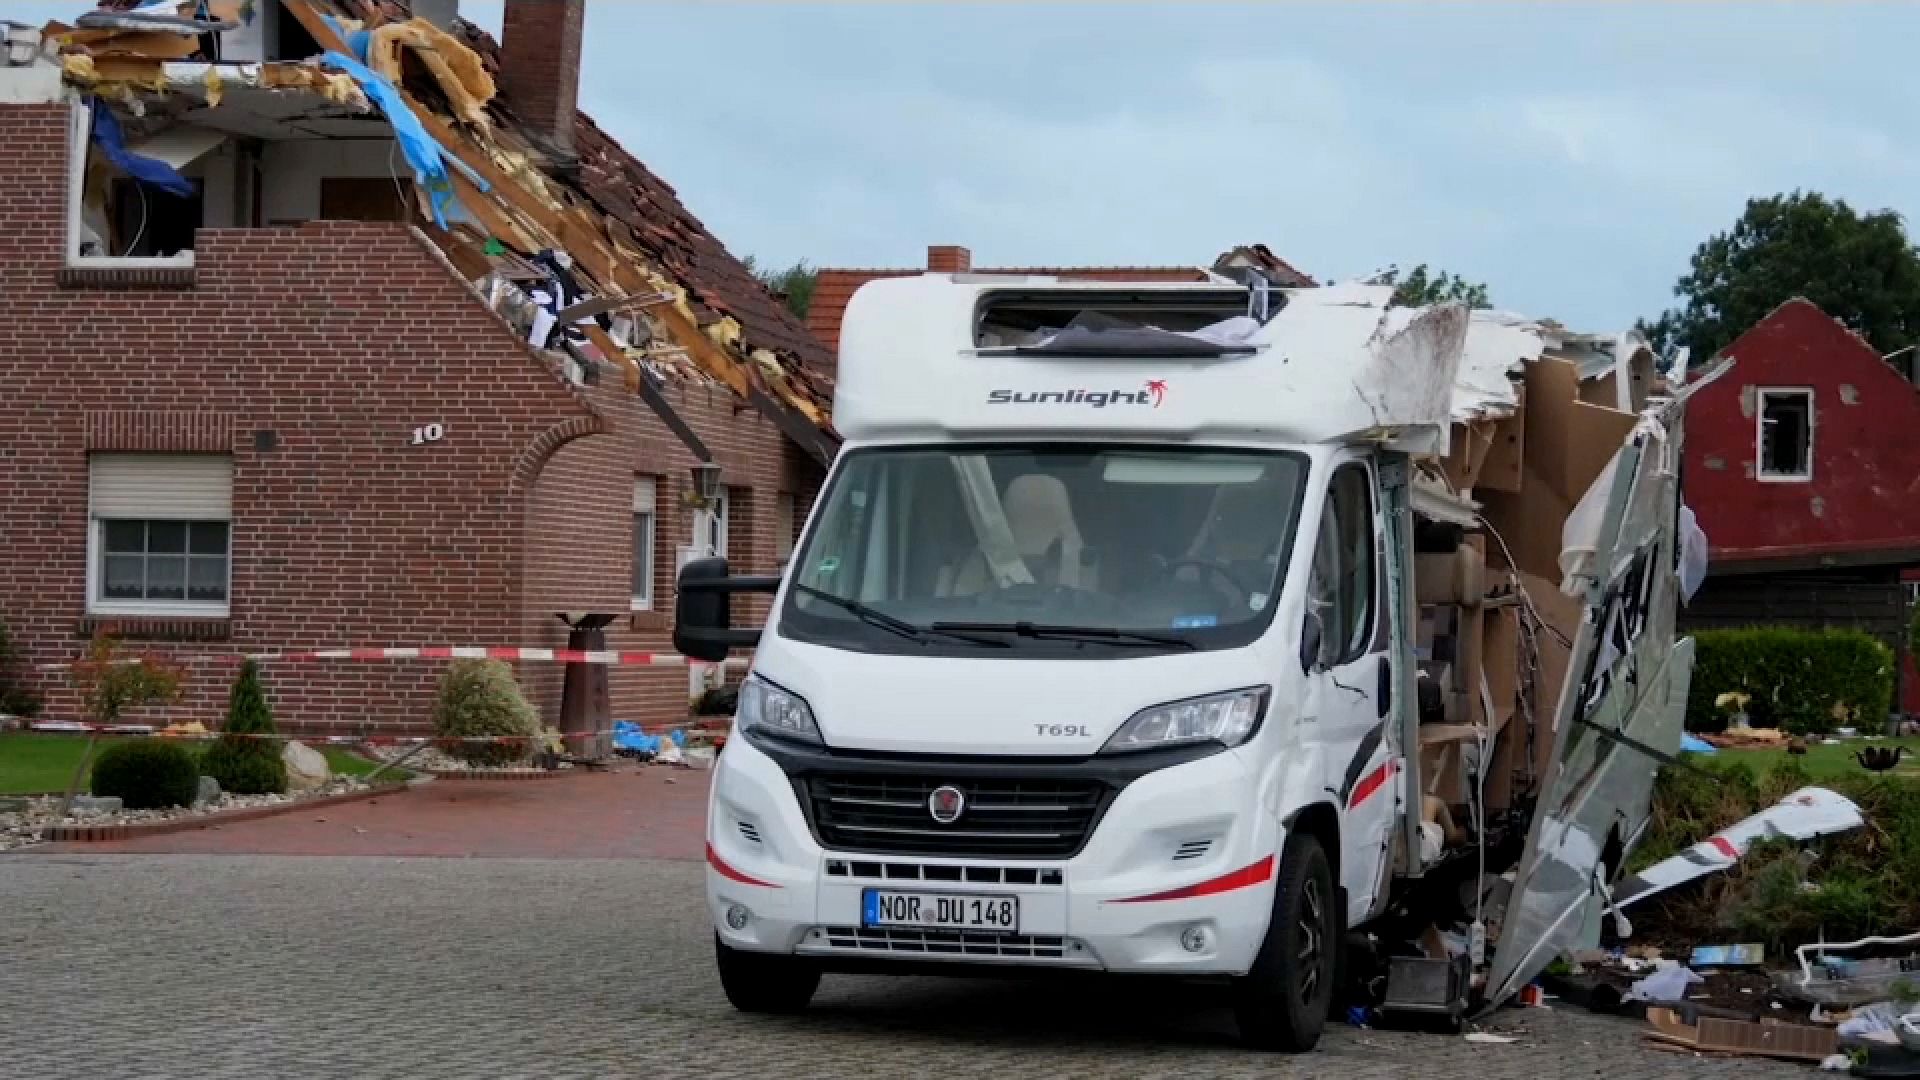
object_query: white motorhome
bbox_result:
[675,275,1702,1051]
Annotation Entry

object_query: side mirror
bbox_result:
[673,556,783,663]
[674,556,736,663]
[1299,610,1324,674]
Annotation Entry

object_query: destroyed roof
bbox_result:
[71,0,838,459]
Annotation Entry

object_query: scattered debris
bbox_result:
[1625,963,1704,1004]
[1691,944,1766,968]
[1608,787,1865,912]
[1643,1006,1838,1062]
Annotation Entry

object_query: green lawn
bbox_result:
[1707,735,1920,781]
[0,732,405,795]
[0,733,98,796]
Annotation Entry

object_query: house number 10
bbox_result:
[411,423,446,445]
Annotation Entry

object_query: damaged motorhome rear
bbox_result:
[676,273,1709,1051]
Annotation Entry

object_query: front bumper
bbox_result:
[706,731,1281,975]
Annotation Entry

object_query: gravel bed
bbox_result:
[0,777,374,852]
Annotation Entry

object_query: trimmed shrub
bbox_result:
[201,660,287,795]
[432,659,539,767]
[90,738,200,809]
[1686,626,1895,735]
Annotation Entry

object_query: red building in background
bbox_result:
[1680,298,1920,715]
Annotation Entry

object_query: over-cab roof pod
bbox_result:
[834,276,1472,449]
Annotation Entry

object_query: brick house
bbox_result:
[1680,298,1920,715]
[0,0,837,738]
[806,243,1315,357]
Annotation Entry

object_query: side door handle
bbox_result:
[1376,655,1392,719]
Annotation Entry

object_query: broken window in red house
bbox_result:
[1758,388,1813,481]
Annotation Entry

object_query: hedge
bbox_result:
[1685,626,1894,735]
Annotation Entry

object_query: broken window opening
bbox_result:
[108,176,203,258]
[318,175,415,223]
[1757,388,1813,482]
[973,289,1264,356]
[68,103,238,267]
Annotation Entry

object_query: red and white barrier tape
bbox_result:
[25,723,722,744]
[38,647,750,672]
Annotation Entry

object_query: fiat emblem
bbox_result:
[927,785,965,824]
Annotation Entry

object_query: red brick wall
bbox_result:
[0,101,825,738]
[498,0,584,155]
[518,377,821,728]
[1684,300,1920,562]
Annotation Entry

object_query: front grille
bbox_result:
[806,775,1107,858]
[819,925,1069,959]
[825,859,1064,886]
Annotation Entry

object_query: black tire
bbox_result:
[1233,833,1338,1052]
[715,935,821,1014]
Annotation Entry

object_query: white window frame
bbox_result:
[632,477,657,611]
[86,456,233,618]
[775,492,796,566]
[66,100,196,270]
[1756,387,1814,483]
[706,488,730,559]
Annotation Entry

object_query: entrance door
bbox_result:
[1299,459,1396,925]
[688,489,732,697]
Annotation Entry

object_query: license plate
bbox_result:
[862,889,1019,931]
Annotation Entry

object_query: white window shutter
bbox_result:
[90,454,232,519]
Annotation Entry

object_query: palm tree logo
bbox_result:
[1145,379,1167,408]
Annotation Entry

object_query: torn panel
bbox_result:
[1480,385,1697,1011]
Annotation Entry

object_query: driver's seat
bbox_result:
[941,474,1095,597]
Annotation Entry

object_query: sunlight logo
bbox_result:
[986,380,1167,409]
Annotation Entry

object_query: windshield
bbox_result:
[779,444,1309,656]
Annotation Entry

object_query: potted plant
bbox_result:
[1716,691,1753,733]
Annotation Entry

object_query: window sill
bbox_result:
[79,614,231,642]
[59,263,197,289]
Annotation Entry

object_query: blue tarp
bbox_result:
[88,98,195,197]
[1680,733,1718,755]
[319,50,473,228]
[612,722,686,754]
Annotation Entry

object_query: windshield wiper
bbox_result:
[792,585,1008,647]
[927,621,1198,651]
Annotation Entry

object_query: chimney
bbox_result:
[413,0,460,31]
[927,245,971,273]
[499,0,585,160]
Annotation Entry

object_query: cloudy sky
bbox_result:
[24,2,1920,329]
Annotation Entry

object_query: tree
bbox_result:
[742,255,818,320]
[201,659,287,795]
[1643,192,1920,363]
[1374,263,1492,310]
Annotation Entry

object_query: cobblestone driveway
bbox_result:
[2,854,1807,1079]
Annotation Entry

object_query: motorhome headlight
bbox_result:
[1101,687,1270,753]
[738,675,821,745]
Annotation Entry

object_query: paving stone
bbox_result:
[0,854,1814,1079]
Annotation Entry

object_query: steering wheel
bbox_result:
[1163,557,1253,605]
